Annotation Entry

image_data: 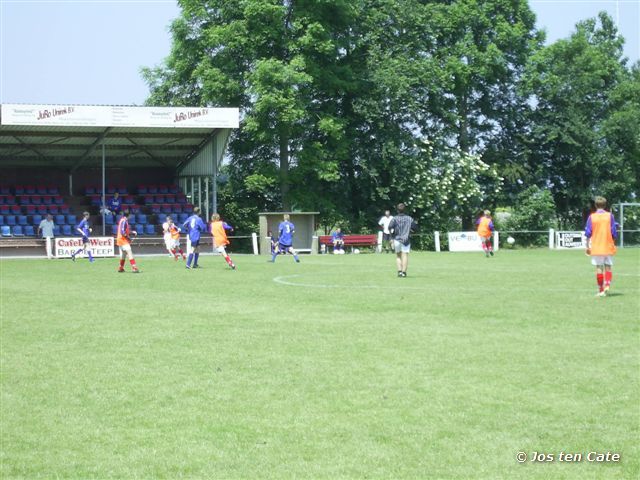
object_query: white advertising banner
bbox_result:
[448,231,484,252]
[55,237,115,258]
[555,231,587,249]
[1,104,239,129]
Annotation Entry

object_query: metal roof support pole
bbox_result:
[102,142,106,237]
[205,177,210,222]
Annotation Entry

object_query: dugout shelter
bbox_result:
[0,104,239,252]
[259,212,319,255]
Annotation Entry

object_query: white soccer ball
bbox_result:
[507,236,515,245]
[353,248,360,254]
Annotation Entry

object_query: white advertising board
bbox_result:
[55,237,115,258]
[555,231,587,249]
[448,231,484,252]
[1,104,239,129]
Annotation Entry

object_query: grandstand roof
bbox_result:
[0,104,239,170]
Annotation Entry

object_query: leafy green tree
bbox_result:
[523,12,636,225]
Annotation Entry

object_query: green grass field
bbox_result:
[1,249,638,479]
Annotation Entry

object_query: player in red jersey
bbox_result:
[116,210,139,273]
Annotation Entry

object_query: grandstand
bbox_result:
[0,104,239,256]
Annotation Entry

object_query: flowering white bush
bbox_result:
[394,140,503,229]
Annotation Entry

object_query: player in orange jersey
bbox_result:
[585,196,617,296]
[476,210,494,257]
[116,210,139,273]
[162,216,186,261]
[210,213,236,270]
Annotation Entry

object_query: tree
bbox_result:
[523,12,637,225]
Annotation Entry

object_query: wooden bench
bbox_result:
[318,234,377,253]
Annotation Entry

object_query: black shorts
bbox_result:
[383,233,391,242]
[82,236,90,244]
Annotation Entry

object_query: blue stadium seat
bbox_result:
[62,225,72,236]
[137,185,148,194]
[155,195,165,204]
[159,185,169,194]
[24,225,35,236]
[47,185,59,194]
[0,186,10,195]
[54,196,64,205]
[25,185,36,195]
[104,214,114,225]
[36,185,47,195]
[0,216,3,226]
[145,224,155,235]
[17,215,28,226]
[12,225,24,236]
[1,226,11,236]
[133,224,144,235]
[59,205,70,214]
[148,185,158,194]
[31,214,42,225]
[0,196,3,205]
[6,215,16,226]
[169,184,179,194]
[30,195,42,205]
[67,215,77,225]
[55,215,65,225]
[178,213,189,223]
[137,213,147,224]
[42,196,52,205]
[14,186,24,195]
[36,205,47,215]
[53,225,61,236]
[18,196,30,205]
[10,205,21,215]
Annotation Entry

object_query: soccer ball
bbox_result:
[353,248,360,254]
[507,236,515,245]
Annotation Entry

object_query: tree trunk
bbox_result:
[279,128,290,210]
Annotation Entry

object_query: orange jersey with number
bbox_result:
[210,221,229,247]
[588,211,616,256]
[116,217,130,246]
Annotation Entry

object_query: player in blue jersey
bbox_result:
[71,211,94,262]
[331,227,345,254]
[182,207,208,269]
[270,214,300,263]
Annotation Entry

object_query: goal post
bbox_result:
[614,203,640,248]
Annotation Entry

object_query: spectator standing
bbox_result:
[378,209,394,253]
[37,214,55,259]
[389,203,417,277]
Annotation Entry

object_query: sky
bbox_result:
[0,0,638,106]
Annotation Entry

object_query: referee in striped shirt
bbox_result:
[389,203,417,277]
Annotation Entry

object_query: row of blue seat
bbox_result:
[1,196,65,205]
[0,215,78,226]
[105,213,193,225]
[0,186,59,195]
[0,205,71,215]
[1,224,162,238]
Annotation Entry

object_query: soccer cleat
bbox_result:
[89,258,95,263]
[185,265,191,270]
[398,271,403,277]
[401,272,407,277]
[71,254,76,262]
[117,268,125,273]
[489,251,494,257]
[596,290,606,297]
[603,285,610,295]
[132,269,140,274]
[231,264,236,270]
